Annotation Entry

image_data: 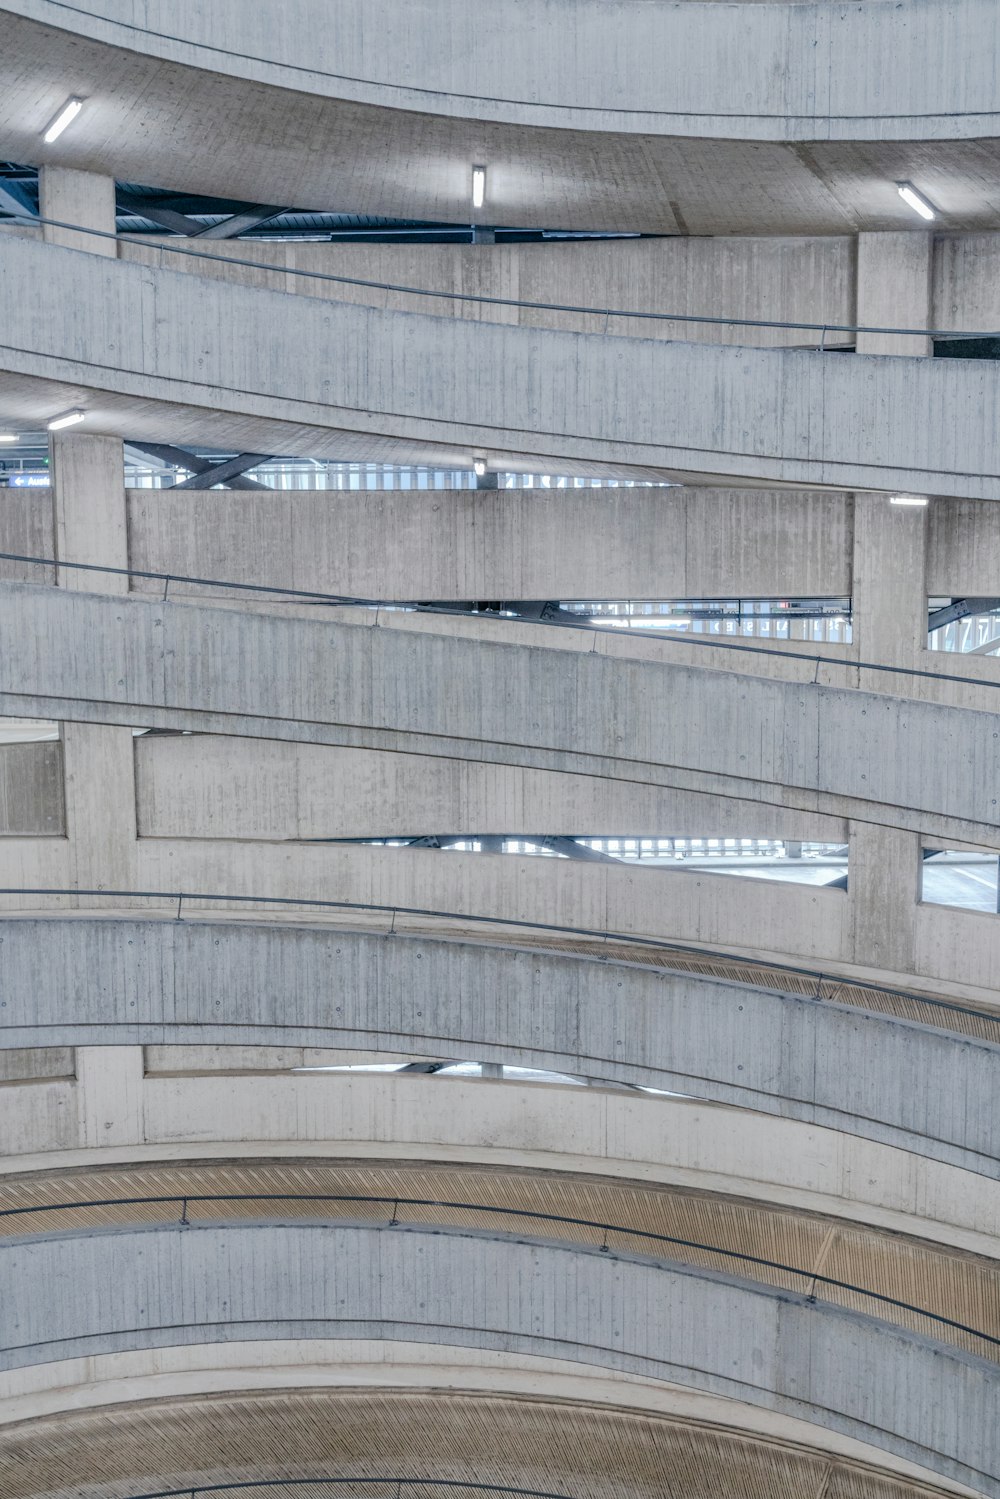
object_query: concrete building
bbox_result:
[0,5,998,1499]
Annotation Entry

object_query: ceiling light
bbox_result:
[42,96,84,144]
[473,457,487,477]
[0,434,18,444]
[890,494,929,507]
[896,182,936,221]
[47,409,85,431]
[472,165,486,212]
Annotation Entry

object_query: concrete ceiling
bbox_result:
[1,9,1000,234]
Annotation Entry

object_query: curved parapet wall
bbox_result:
[1,918,998,1170]
[6,1066,1000,1256]
[1,582,997,843]
[6,0,1000,142]
[2,1221,998,1496]
[3,238,1000,493]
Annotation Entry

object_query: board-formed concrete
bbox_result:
[1,581,997,844]
[7,1060,1000,1258]
[4,238,1000,493]
[2,3,1000,235]
[127,487,855,603]
[8,0,1000,141]
[1,918,998,1171]
[2,1221,998,1497]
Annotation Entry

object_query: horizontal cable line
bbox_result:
[9,213,1000,341]
[2,1189,996,1353]
[122,1478,576,1499]
[1,888,996,1031]
[2,551,997,687]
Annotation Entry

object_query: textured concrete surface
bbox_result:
[1,918,997,1170]
[1,1221,998,1496]
[4,238,1000,492]
[1,582,997,844]
[6,1057,1000,1258]
[127,487,855,602]
[3,3,1000,237]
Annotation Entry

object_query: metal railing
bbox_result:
[7,213,1000,346]
[2,551,997,688]
[1,887,997,1035]
[2,1189,996,1356]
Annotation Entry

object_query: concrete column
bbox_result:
[51,432,128,588]
[851,493,928,666]
[52,432,137,890]
[75,1046,145,1146]
[855,232,933,357]
[38,166,116,255]
[848,821,920,976]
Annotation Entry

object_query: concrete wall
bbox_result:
[7,0,1000,143]
[1,918,997,1170]
[1,584,996,845]
[0,488,53,585]
[6,1061,998,1258]
[123,483,1000,613]
[5,238,1000,493]
[120,236,856,350]
[126,487,855,601]
[1,1221,997,1496]
[131,733,849,841]
[5,826,999,1002]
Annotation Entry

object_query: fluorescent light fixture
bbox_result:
[0,434,18,444]
[472,165,486,211]
[42,96,84,144]
[896,182,936,221]
[890,494,929,507]
[47,409,85,431]
[473,457,487,477]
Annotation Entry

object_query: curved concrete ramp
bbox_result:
[1,918,998,1171]
[1,581,997,844]
[3,239,1000,494]
[1,1221,998,1497]
[1,3,999,231]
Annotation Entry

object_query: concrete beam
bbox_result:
[133,734,848,842]
[1,1221,997,1496]
[126,487,854,602]
[0,919,997,1171]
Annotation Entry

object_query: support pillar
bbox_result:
[851,493,928,667]
[38,166,116,255]
[852,234,933,667]
[856,232,933,357]
[75,1046,145,1146]
[51,432,137,892]
[848,822,921,977]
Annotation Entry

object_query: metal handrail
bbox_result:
[3,552,998,688]
[7,213,1000,343]
[0,887,997,1032]
[1,881,995,1037]
[1,1188,997,1354]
